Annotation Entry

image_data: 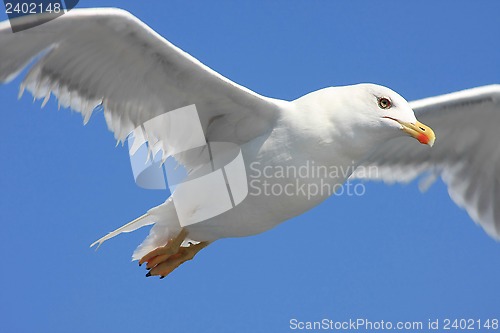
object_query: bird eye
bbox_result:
[378,97,392,109]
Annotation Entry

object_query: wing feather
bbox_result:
[0,8,280,169]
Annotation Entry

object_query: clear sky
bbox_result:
[1,1,500,333]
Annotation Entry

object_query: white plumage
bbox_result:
[0,9,498,271]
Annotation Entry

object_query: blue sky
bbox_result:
[1,1,500,332]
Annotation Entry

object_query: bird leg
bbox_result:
[138,229,187,267]
[138,229,209,279]
[148,242,209,279]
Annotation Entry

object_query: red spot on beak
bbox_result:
[417,133,429,145]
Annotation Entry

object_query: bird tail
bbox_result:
[90,213,156,250]
[90,197,183,261]
[131,198,183,261]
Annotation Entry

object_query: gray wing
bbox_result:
[352,85,500,239]
[0,8,280,167]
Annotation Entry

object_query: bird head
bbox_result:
[339,83,436,147]
[291,83,436,165]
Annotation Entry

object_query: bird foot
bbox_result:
[138,229,208,279]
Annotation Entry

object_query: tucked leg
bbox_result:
[138,228,210,279]
[138,228,187,267]
[148,242,209,278]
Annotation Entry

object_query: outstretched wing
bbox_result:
[0,8,280,167]
[352,85,500,239]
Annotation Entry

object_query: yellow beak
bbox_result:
[397,120,436,147]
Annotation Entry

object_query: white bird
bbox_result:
[0,9,498,279]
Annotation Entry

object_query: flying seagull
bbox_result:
[0,9,498,279]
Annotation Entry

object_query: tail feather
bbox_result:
[90,213,155,250]
[132,197,181,260]
[90,197,181,260]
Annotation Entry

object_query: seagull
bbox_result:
[1,8,498,279]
